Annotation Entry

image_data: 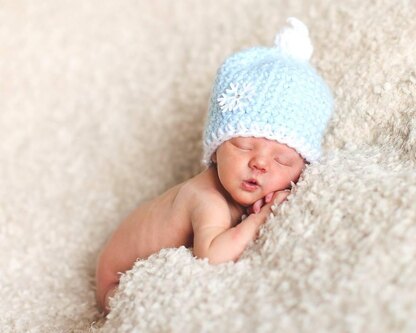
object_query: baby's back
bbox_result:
[129,182,194,258]
[105,180,194,266]
[95,180,195,310]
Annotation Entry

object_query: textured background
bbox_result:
[0,0,415,332]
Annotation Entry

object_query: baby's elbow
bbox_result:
[193,247,237,265]
[209,255,237,265]
[192,246,210,262]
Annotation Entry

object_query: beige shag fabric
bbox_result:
[1,1,415,332]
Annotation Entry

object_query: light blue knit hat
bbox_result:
[202,17,333,166]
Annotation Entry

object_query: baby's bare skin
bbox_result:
[96,166,245,312]
[95,137,305,314]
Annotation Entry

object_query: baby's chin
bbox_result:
[230,193,262,208]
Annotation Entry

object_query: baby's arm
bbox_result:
[192,191,287,264]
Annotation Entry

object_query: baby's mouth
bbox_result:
[241,178,260,191]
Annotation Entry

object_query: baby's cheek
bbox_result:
[266,179,277,190]
[262,182,279,195]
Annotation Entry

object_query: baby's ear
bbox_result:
[211,151,217,164]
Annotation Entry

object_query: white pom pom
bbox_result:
[274,17,313,61]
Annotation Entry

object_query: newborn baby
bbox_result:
[96,137,304,313]
[95,17,333,314]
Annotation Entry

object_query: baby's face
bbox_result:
[212,137,306,207]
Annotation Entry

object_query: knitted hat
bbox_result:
[202,17,333,166]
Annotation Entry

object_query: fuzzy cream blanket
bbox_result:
[1,0,415,332]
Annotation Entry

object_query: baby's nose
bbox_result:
[249,155,268,172]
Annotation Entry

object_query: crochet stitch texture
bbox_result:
[202,17,334,165]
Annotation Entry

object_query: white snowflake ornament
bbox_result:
[217,82,255,112]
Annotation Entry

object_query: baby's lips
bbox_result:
[245,178,260,186]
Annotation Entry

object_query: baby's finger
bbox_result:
[247,198,260,214]
[273,189,291,205]
[265,192,274,203]
[253,198,264,214]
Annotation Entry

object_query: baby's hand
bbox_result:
[252,190,291,240]
[247,190,290,215]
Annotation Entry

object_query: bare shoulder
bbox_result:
[175,176,226,210]
[172,168,233,231]
[186,185,231,231]
[171,169,245,261]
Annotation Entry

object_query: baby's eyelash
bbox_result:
[274,157,289,165]
[233,143,252,150]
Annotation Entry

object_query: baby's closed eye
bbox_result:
[274,156,291,166]
[274,150,299,165]
[232,138,253,150]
